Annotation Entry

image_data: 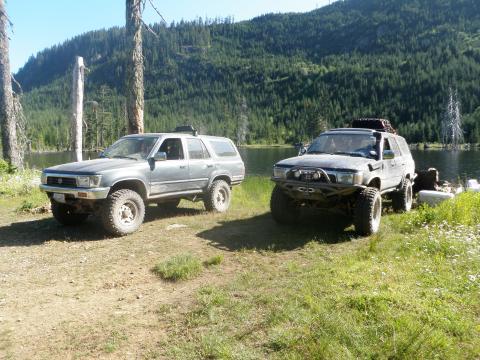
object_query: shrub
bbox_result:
[153,254,202,281]
[203,255,223,267]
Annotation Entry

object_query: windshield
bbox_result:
[307,134,378,158]
[102,137,159,160]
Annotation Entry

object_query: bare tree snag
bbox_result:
[0,0,22,169]
[71,56,85,162]
[125,0,144,134]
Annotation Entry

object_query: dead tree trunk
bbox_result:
[0,0,22,169]
[125,0,144,134]
[71,56,85,161]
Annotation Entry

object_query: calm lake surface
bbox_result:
[24,148,480,182]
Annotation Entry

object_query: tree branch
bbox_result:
[141,19,158,38]
[146,0,166,24]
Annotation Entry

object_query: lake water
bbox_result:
[24,148,480,182]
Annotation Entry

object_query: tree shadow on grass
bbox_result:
[198,210,355,252]
[0,205,205,247]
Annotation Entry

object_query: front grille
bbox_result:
[288,169,336,183]
[47,176,77,187]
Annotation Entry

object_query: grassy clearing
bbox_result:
[153,253,203,281]
[158,181,480,359]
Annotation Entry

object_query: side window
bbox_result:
[210,140,237,157]
[383,138,391,152]
[159,138,184,160]
[397,137,411,156]
[187,138,210,160]
[388,138,401,157]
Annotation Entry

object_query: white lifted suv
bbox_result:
[271,121,415,236]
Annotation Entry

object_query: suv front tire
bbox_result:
[51,201,89,226]
[270,185,300,225]
[101,189,145,236]
[354,187,382,236]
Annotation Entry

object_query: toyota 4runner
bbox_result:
[40,128,245,236]
[270,125,415,235]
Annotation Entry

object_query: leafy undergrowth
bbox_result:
[0,167,48,214]
[159,186,480,359]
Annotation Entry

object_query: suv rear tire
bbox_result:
[354,187,382,236]
[392,178,413,213]
[204,180,231,212]
[270,185,300,225]
[51,201,88,226]
[101,189,145,236]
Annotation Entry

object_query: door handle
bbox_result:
[206,164,214,168]
[180,165,187,169]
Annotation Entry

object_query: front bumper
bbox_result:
[39,184,110,200]
[272,178,365,201]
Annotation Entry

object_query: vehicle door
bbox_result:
[381,136,403,189]
[186,138,215,190]
[149,137,189,195]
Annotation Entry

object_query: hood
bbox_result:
[276,154,375,172]
[44,158,146,174]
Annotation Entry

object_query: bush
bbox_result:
[0,159,16,175]
[153,254,202,281]
[204,255,223,267]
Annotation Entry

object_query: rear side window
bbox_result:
[387,137,401,157]
[396,137,411,156]
[187,138,210,160]
[209,140,237,157]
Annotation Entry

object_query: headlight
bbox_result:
[337,172,363,185]
[273,166,289,179]
[76,175,102,188]
[40,172,47,184]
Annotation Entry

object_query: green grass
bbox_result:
[153,254,203,281]
[159,188,480,359]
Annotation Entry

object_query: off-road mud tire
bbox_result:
[392,178,413,213]
[158,198,181,210]
[270,185,300,225]
[51,201,89,226]
[354,187,382,236]
[101,189,145,236]
[204,180,231,212]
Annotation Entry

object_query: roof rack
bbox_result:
[351,118,396,134]
[173,125,198,136]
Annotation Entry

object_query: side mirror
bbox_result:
[153,152,167,161]
[299,147,307,156]
[383,150,395,160]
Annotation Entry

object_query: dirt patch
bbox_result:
[0,200,351,359]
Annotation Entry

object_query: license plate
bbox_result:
[53,193,66,203]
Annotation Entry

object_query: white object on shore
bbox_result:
[466,179,480,192]
[418,190,455,206]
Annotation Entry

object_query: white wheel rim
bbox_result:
[215,187,228,210]
[372,196,381,232]
[118,201,138,226]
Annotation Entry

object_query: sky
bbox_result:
[5,0,331,73]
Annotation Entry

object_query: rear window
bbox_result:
[209,140,237,157]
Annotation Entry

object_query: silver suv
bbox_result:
[271,126,415,235]
[40,128,245,236]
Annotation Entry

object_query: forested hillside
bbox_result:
[15,0,480,150]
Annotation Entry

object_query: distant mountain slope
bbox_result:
[15,0,480,149]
